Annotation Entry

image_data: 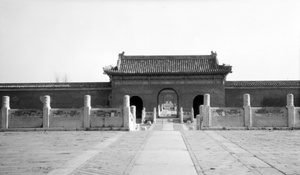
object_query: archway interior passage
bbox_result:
[158,89,178,118]
[130,96,143,120]
[193,95,204,118]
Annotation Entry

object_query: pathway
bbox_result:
[130,119,197,175]
[1,121,299,175]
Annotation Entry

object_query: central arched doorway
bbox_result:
[130,96,143,123]
[157,89,178,118]
[193,95,204,118]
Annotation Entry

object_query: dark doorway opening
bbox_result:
[193,95,204,118]
[157,88,178,118]
[130,96,143,119]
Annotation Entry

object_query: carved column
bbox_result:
[123,95,133,130]
[42,95,51,128]
[1,96,10,129]
[131,105,136,130]
[142,107,146,124]
[180,107,183,123]
[130,105,136,124]
[83,95,91,128]
[243,94,252,128]
[153,107,157,124]
[191,107,195,123]
[157,105,160,117]
[203,94,211,127]
[287,94,295,128]
[197,105,205,130]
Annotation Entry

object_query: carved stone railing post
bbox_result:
[123,95,133,131]
[191,107,195,123]
[180,107,183,123]
[243,94,252,128]
[131,105,136,124]
[153,107,157,123]
[157,105,160,117]
[203,94,211,127]
[196,105,204,130]
[1,96,10,129]
[141,107,146,124]
[130,105,136,130]
[83,95,91,129]
[42,95,51,128]
[197,105,205,130]
[287,94,295,128]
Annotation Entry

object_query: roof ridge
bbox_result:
[122,55,214,59]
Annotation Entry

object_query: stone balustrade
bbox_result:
[196,94,299,130]
[1,95,136,131]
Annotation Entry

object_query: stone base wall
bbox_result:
[210,108,244,127]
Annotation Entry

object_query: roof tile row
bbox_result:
[104,54,232,75]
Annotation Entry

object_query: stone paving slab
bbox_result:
[215,131,300,175]
[130,131,197,175]
[182,130,300,175]
[1,129,300,175]
[69,131,150,175]
[48,132,125,175]
[0,131,121,175]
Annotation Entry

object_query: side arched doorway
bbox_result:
[193,95,204,118]
[157,89,178,118]
[130,96,143,122]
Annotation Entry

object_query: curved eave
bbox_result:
[104,69,232,76]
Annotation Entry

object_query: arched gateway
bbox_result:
[104,51,232,111]
[130,96,143,119]
[157,89,178,118]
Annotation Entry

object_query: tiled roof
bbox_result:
[104,52,232,76]
[225,81,300,87]
[0,82,111,89]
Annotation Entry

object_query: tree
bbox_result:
[54,73,69,82]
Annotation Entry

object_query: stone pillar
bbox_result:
[1,96,10,129]
[83,95,91,128]
[130,105,136,124]
[42,95,51,128]
[180,107,183,123]
[157,105,160,117]
[123,95,133,131]
[199,105,205,130]
[153,107,157,123]
[141,107,146,124]
[243,94,252,128]
[203,94,211,127]
[191,107,195,123]
[287,94,295,128]
[130,105,136,130]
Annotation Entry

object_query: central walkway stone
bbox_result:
[130,131,198,175]
[162,119,174,131]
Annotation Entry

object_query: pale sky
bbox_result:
[0,0,299,83]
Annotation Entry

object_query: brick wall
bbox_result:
[0,89,111,109]
[225,88,300,107]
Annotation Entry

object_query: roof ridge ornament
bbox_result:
[117,51,125,70]
[211,51,217,57]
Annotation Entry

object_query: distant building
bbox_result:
[1,52,299,119]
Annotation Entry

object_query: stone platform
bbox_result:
[0,121,299,175]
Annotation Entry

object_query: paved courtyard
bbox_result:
[0,126,299,175]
